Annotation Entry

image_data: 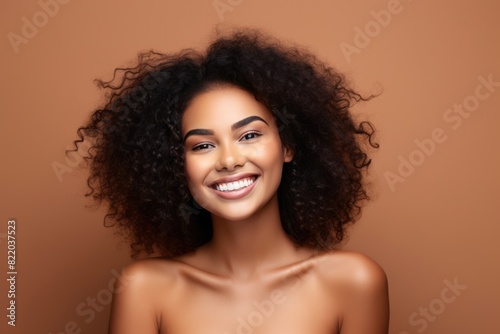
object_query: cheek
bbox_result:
[184,157,200,187]
[184,155,211,187]
[251,138,285,165]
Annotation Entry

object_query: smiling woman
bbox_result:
[69,28,388,334]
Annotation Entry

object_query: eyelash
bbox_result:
[192,143,213,151]
[191,131,262,151]
[240,131,261,141]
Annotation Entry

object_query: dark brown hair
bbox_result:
[69,29,378,258]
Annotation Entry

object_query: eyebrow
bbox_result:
[183,115,268,143]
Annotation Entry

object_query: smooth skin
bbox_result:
[108,87,389,334]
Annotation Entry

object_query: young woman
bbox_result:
[71,29,389,334]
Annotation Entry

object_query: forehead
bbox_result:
[181,86,274,133]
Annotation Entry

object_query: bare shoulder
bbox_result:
[314,250,390,333]
[108,257,182,333]
[117,257,180,289]
[111,257,182,307]
[315,249,388,293]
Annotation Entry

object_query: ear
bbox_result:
[283,145,294,163]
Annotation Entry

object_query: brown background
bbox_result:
[1,0,499,333]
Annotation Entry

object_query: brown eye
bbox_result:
[192,143,214,151]
[240,132,261,141]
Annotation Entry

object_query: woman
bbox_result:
[71,29,389,334]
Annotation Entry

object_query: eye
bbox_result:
[192,143,214,151]
[240,131,261,141]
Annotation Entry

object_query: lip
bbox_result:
[208,173,259,200]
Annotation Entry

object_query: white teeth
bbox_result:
[214,177,255,192]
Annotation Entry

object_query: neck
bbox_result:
[203,194,313,281]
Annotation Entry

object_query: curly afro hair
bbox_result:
[69,29,378,258]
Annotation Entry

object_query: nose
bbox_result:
[215,141,245,171]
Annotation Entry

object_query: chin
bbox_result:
[209,207,259,222]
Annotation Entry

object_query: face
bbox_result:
[181,86,293,221]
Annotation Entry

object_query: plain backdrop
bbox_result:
[1,0,499,333]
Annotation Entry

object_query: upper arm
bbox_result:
[108,261,162,334]
[338,253,390,334]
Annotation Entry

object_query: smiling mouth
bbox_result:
[211,176,258,192]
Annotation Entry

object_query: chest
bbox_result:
[158,270,341,334]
